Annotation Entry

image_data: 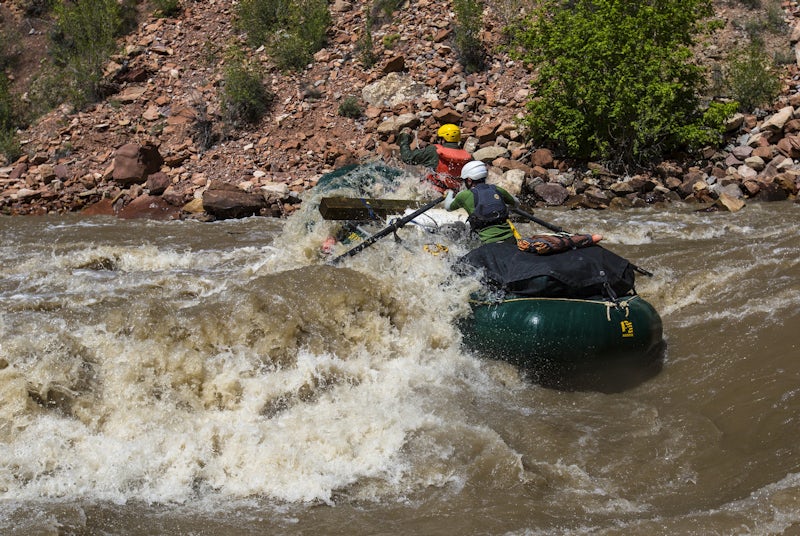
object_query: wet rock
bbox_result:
[202,181,267,220]
[112,143,164,186]
[534,182,569,206]
[82,198,117,216]
[531,148,554,168]
[117,194,181,220]
[757,182,789,202]
[145,172,171,195]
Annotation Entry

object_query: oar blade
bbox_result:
[319,197,428,220]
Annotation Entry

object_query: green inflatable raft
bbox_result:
[455,241,665,389]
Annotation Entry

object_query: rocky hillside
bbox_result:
[1,0,799,219]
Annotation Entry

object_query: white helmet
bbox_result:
[461,160,487,181]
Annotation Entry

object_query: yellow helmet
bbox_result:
[437,124,461,143]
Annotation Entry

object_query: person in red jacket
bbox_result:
[398,124,472,193]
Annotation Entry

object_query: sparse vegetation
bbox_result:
[371,0,404,24]
[737,0,786,40]
[453,0,486,72]
[357,13,378,68]
[0,0,790,172]
[382,33,400,49]
[26,0,136,113]
[0,77,22,163]
[192,102,219,152]
[0,20,21,72]
[153,0,182,18]
[725,41,782,111]
[511,0,717,170]
[495,0,537,31]
[220,48,275,126]
[21,0,56,17]
[1,21,23,162]
[235,0,331,71]
[338,96,363,119]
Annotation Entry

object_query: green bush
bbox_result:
[357,14,378,68]
[453,0,485,72]
[725,41,782,112]
[0,78,22,163]
[236,0,292,47]
[271,33,314,71]
[21,0,56,17]
[677,100,740,149]
[221,51,274,126]
[371,0,403,23]
[45,0,136,109]
[382,33,400,49]
[338,96,362,118]
[153,0,182,18]
[511,0,714,170]
[236,0,330,71]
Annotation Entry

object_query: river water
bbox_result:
[1,170,798,535]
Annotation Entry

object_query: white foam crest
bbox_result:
[0,295,492,505]
[642,242,799,322]
[703,471,800,534]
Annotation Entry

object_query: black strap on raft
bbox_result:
[603,280,620,303]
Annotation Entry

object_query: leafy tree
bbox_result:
[512,0,715,170]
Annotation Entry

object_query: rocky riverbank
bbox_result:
[1,0,799,219]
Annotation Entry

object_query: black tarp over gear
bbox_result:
[457,242,636,300]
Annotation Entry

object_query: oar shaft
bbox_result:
[510,207,565,234]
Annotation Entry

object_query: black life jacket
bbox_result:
[468,183,509,230]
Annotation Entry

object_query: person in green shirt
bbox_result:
[444,160,518,244]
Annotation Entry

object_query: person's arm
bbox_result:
[398,132,440,167]
[444,189,455,210]
[446,190,473,212]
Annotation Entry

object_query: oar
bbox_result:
[510,207,566,234]
[511,206,653,277]
[328,195,446,265]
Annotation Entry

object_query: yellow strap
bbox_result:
[507,219,522,240]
